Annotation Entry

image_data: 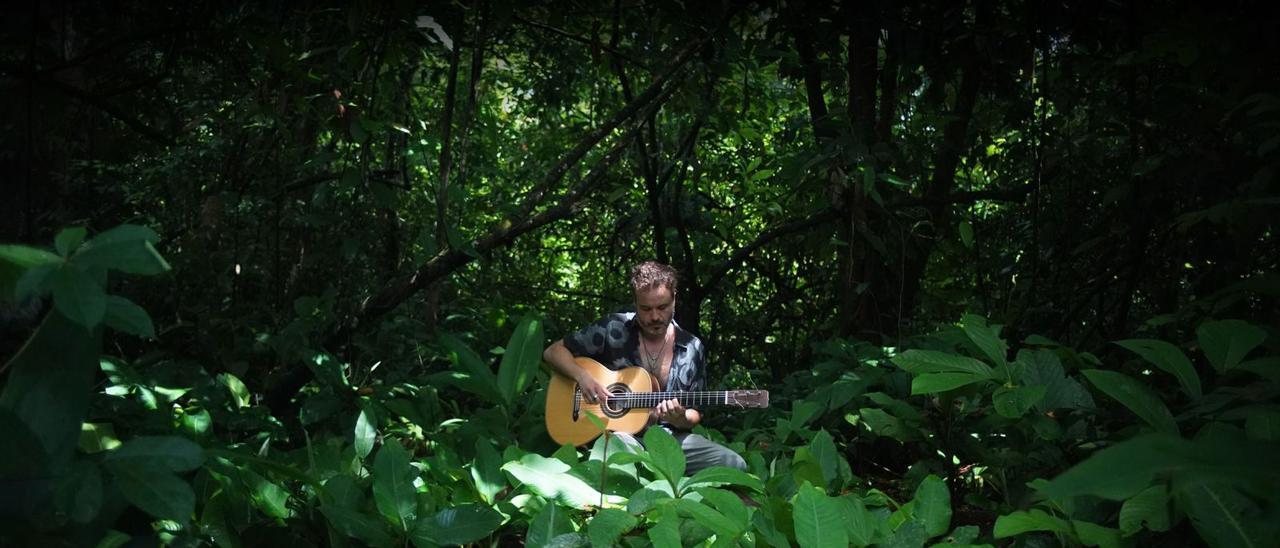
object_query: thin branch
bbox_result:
[514,14,649,69]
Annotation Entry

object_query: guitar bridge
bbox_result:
[572,386,581,421]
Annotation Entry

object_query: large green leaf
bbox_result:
[647,505,681,548]
[588,508,638,548]
[502,453,615,509]
[472,439,506,504]
[107,461,194,522]
[993,385,1047,418]
[961,314,1010,376]
[105,435,204,472]
[75,225,169,275]
[1197,320,1266,373]
[52,265,106,329]
[792,482,848,548]
[1038,434,1189,500]
[809,429,839,490]
[497,313,544,407]
[1115,339,1202,399]
[1082,369,1179,435]
[219,372,250,408]
[103,295,156,338]
[892,350,996,378]
[643,427,686,491]
[527,502,575,547]
[322,504,393,547]
[1180,482,1267,548]
[354,407,376,459]
[674,497,742,540]
[993,509,1070,538]
[839,494,876,547]
[439,333,500,403]
[910,372,988,395]
[55,227,87,257]
[1118,484,1171,535]
[414,504,504,546]
[1019,349,1096,411]
[372,442,418,531]
[681,465,765,494]
[912,475,951,539]
[0,311,99,471]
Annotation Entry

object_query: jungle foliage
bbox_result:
[1,0,1277,546]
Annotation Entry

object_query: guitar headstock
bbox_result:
[726,390,769,409]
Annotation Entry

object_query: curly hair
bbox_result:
[629,261,678,295]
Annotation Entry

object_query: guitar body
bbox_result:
[545,357,656,447]
[545,357,769,447]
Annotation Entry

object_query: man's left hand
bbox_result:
[655,398,687,428]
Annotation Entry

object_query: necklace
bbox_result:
[640,327,668,376]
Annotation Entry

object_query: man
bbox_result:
[543,261,746,475]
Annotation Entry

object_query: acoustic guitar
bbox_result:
[545,357,769,446]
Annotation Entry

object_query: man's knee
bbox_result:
[721,450,747,471]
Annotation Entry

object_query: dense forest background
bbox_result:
[2,1,1277,546]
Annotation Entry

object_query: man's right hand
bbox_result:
[577,374,610,405]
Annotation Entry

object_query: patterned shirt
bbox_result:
[562,312,707,396]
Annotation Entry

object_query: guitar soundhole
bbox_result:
[600,383,631,418]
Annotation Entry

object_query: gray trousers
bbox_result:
[611,428,747,476]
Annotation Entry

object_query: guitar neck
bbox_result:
[611,391,762,409]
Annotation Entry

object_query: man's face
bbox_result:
[635,286,675,337]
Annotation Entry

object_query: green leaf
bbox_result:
[56,460,103,524]
[1245,410,1280,441]
[892,350,996,378]
[961,314,1009,373]
[105,435,204,472]
[496,313,544,407]
[87,224,160,245]
[1037,434,1188,500]
[13,263,56,301]
[103,295,156,338]
[644,427,686,491]
[793,482,848,548]
[839,494,876,546]
[588,508,638,547]
[502,452,614,509]
[1197,320,1266,373]
[240,467,290,519]
[674,498,742,539]
[0,311,98,471]
[527,502,575,547]
[993,509,1070,538]
[958,221,974,249]
[52,265,106,329]
[1072,520,1124,548]
[682,465,765,494]
[1115,339,1202,399]
[1082,369,1179,434]
[472,439,506,504]
[415,504,504,546]
[55,227,87,257]
[0,244,62,268]
[809,429,839,490]
[354,408,376,459]
[1119,484,1171,534]
[322,504,393,546]
[648,506,681,548]
[910,372,988,395]
[75,239,171,275]
[993,385,1047,418]
[372,442,418,531]
[913,475,951,539]
[218,372,250,408]
[1180,482,1267,548]
[439,333,500,403]
[108,462,194,522]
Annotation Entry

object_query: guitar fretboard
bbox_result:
[582,391,732,408]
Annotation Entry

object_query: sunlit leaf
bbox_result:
[913,475,951,539]
[372,442,418,531]
[354,408,376,459]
